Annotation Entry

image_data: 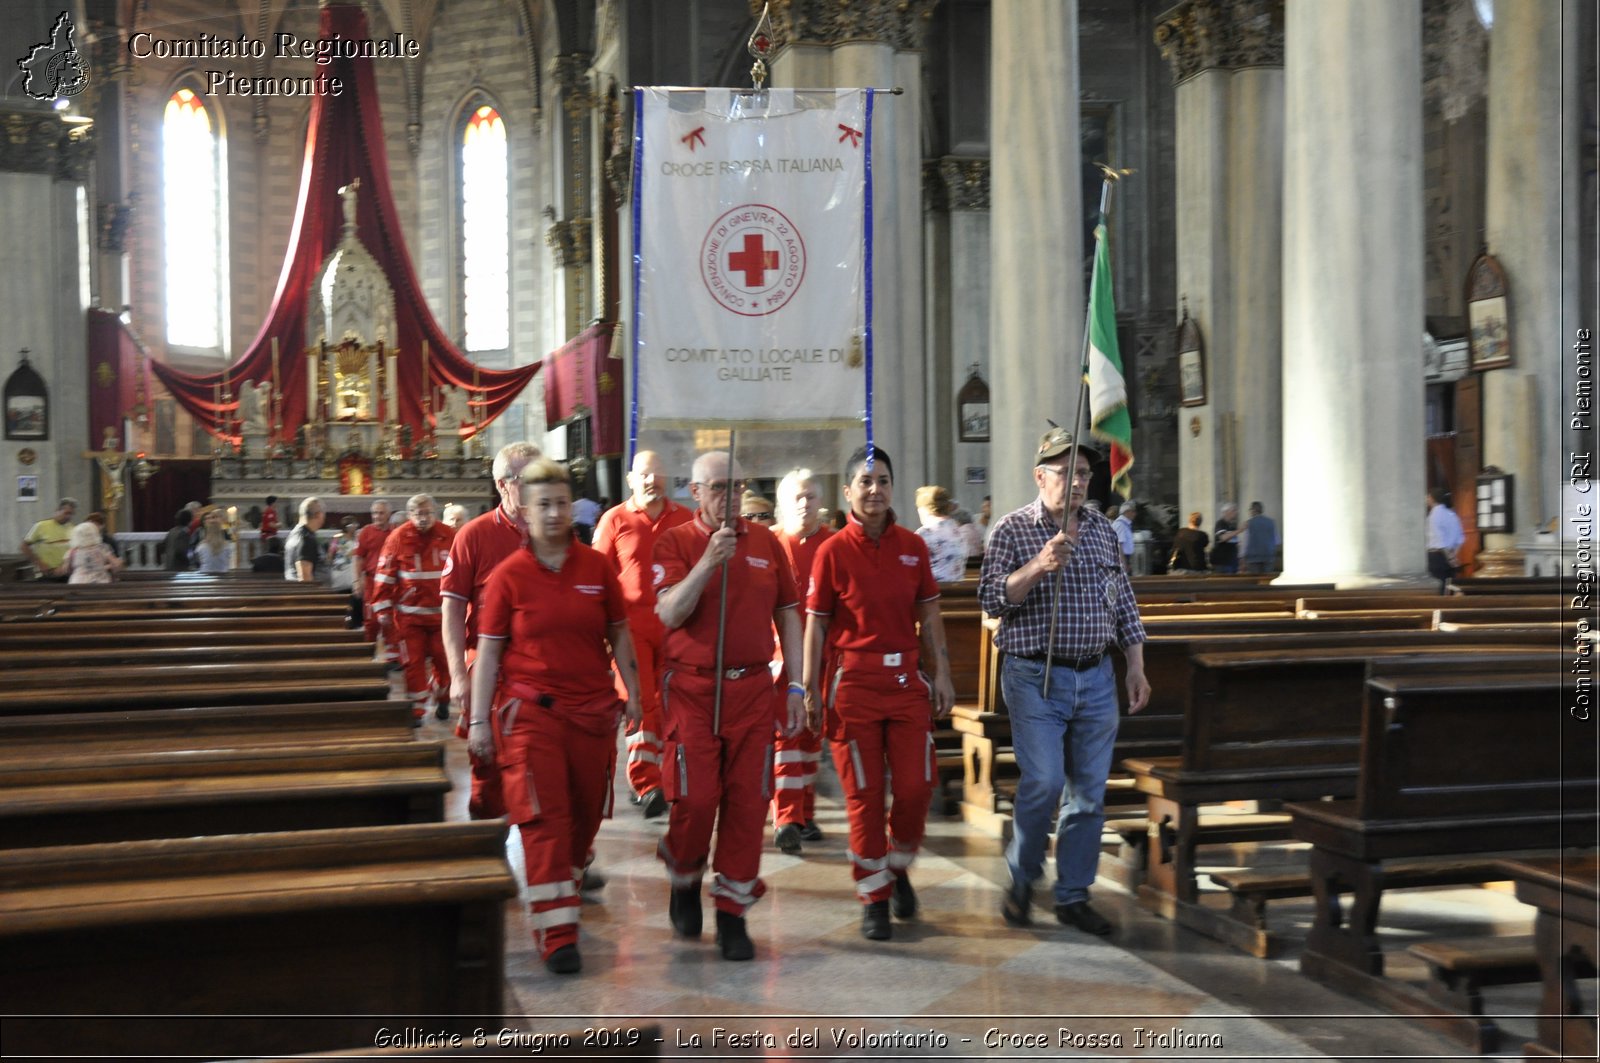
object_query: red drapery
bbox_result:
[149,3,539,448]
[86,308,151,450]
[543,322,624,457]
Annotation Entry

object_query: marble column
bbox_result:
[1281,0,1425,584]
[1156,0,1284,535]
[1479,0,1581,569]
[930,158,992,496]
[989,0,1082,521]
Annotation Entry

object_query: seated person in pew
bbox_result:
[466,458,641,976]
[980,428,1150,936]
[1167,512,1209,574]
[63,520,123,584]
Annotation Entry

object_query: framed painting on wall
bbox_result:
[1176,303,1205,407]
[1466,251,1511,371]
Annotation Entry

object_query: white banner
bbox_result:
[632,87,870,429]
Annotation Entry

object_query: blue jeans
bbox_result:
[1001,654,1120,905]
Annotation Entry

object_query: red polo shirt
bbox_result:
[593,496,693,637]
[440,506,527,641]
[654,515,798,670]
[776,525,833,596]
[354,521,391,569]
[807,510,939,654]
[478,545,626,712]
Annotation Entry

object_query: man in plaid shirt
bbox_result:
[978,428,1151,936]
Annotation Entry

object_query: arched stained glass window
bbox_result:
[461,103,510,352]
[162,87,228,351]
[460,101,508,348]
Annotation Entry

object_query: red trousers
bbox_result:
[363,594,396,661]
[618,609,666,798]
[824,654,936,904]
[492,690,616,960]
[770,718,822,827]
[396,620,449,716]
[454,653,505,820]
[657,667,775,916]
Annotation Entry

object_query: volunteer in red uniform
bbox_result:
[654,450,806,962]
[466,458,641,976]
[258,495,281,541]
[770,467,833,854]
[352,499,394,665]
[804,445,956,941]
[371,493,456,722]
[441,441,540,817]
[592,449,693,819]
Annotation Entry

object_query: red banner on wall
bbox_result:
[86,308,149,451]
[543,322,624,458]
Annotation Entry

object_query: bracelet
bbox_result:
[468,721,486,727]
[787,682,806,696]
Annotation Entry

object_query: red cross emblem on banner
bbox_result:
[727,233,779,286]
[699,204,807,318]
[838,124,863,147]
[681,126,706,151]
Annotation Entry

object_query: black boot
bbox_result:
[861,900,892,941]
[545,944,582,974]
[891,873,918,920]
[715,910,755,961]
[669,886,702,938]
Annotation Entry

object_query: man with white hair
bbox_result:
[654,450,807,961]
[371,493,456,723]
[593,449,693,818]
[441,442,541,815]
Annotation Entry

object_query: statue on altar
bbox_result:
[240,379,272,436]
[435,385,472,452]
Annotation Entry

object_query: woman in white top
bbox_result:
[193,508,236,572]
[914,484,969,583]
[64,521,123,584]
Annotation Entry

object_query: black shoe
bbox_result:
[861,900,892,941]
[775,823,803,855]
[715,910,755,961]
[891,873,918,920]
[580,866,607,892]
[669,886,702,938]
[639,788,668,819]
[1055,900,1113,936]
[433,698,449,721]
[545,944,582,974]
[799,820,824,842]
[1001,881,1032,927]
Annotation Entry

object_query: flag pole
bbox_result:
[711,429,737,735]
[1044,166,1124,699]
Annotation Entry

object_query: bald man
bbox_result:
[593,450,694,816]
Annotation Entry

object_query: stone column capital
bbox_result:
[545,216,592,269]
[758,0,940,53]
[929,156,989,212]
[552,52,597,115]
[1154,0,1283,84]
[0,109,93,180]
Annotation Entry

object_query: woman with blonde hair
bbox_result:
[193,507,236,572]
[914,484,968,583]
[63,520,123,584]
[467,457,641,975]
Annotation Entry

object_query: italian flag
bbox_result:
[1087,218,1133,496]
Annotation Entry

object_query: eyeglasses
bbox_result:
[696,479,747,495]
[1039,466,1093,482]
[742,512,774,522]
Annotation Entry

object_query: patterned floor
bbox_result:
[410,708,1539,1062]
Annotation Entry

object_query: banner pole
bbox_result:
[1044,170,1118,699]
[712,428,737,735]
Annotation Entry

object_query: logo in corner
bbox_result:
[17,12,90,103]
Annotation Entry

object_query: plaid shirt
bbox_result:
[978,499,1146,657]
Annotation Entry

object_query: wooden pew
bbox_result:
[0,700,415,760]
[1123,647,1560,955]
[0,615,352,636]
[0,627,368,653]
[0,740,452,848]
[0,671,391,715]
[1497,853,1600,1061]
[0,642,373,670]
[1282,671,1594,1048]
[0,821,517,1058]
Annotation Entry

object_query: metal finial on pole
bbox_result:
[1043,165,1126,699]
[748,3,774,92]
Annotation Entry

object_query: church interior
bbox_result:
[1,0,1597,1058]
